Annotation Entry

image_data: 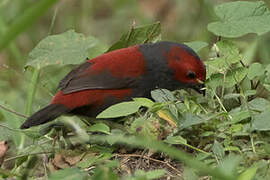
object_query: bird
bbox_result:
[20,41,206,129]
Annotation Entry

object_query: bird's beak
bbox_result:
[193,83,206,96]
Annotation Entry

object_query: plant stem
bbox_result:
[19,68,40,149]
[0,0,59,51]
[26,68,40,116]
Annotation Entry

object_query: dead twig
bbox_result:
[114,153,182,176]
[0,104,28,119]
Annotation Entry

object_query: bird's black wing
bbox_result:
[58,61,140,94]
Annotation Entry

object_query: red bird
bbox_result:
[20,41,206,129]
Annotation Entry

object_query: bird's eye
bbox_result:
[187,71,196,79]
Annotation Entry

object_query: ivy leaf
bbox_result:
[108,22,161,51]
[26,30,98,69]
[208,1,270,38]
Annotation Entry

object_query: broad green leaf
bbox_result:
[97,101,141,118]
[180,113,206,129]
[184,41,208,53]
[87,123,110,135]
[108,22,161,51]
[133,97,154,108]
[212,140,225,159]
[248,98,270,112]
[208,1,270,38]
[247,63,264,80]
[26,30,98,69]
[237,166,257,180]
[151,89,176,102]
[251,108,270,131]
[229,109,250,124]
[49,168,88,180]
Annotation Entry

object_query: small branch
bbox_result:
[0,104,28,119]
[114,153,182,176]
[0,124,21,132]
[254,80,260,90]
[4,151,53,162]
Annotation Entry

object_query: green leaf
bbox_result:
[224,146,241,153]
[165,135,187,145]
[151,89,176,102]
[212,141,225,159]
[108,22,161,51]
[133,97,154,108]
[87,123,110,135]
[76,153,113,169]
[251,108,270,131]
[247,63,264,80]
[237,166,257,180]
[208,1,270,38]
[248,98,270,112]
[97,101,141,118]
[229,109,250,124]
[184,41,208,53]
[49,168,88,180]
[181,113,206,129]
[215,155,242,179]
[26,30,98,69]
[207,67,247,89]
[206,40,242,76]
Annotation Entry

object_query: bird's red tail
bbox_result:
[20,104,70,129]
